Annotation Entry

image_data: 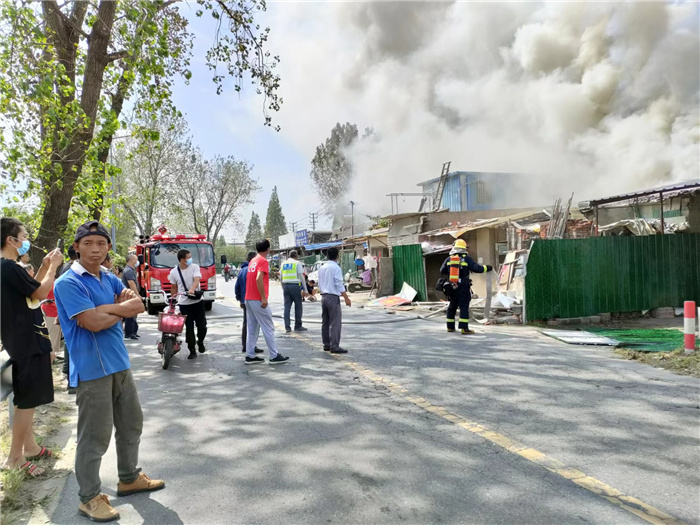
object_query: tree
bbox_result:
[117,112,193,236]
[0,0,282,265]
[245,211,263,250]
[311,123,378,213]
[180,154,259,242]
[263,186,287,249]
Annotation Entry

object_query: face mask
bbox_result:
[135,261,140,268]
[13,238,31,256]
[186,257,193,266]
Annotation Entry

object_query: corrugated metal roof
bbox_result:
[583,179,700,207]
[421,210,551,238]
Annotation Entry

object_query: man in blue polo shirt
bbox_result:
[55,221,165,523]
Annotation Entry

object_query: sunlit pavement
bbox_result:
[45,276,699,525]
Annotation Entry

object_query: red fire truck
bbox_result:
[133,229,217,315]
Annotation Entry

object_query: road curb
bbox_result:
[28,389,78,525]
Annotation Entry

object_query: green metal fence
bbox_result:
[525,234,700,320]
[392,244,428,301]
[340,250,357,277]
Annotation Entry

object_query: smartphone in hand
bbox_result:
[57,239,64,253]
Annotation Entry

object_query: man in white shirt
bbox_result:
[168,249,207,359]
[318,247,351,354]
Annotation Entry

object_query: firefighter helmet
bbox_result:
[454,239,467,250]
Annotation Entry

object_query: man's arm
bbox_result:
[297,263,308,294]
[335,265,351,306]
[75,310,123,332]
[465,256,492,274]
[171,283,178,297]
[31,249,64,300]
[256,270,267,306]
[127,278,140,294]
[96,296,145,318]
[189,276,200,295]
[440,257,450,276]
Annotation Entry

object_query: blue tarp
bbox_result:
[303,241,343,251]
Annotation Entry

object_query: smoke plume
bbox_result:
[265,1,699,214]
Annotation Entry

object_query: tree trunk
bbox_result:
[33,1,117,258]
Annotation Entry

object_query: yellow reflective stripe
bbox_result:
[460,262,468,266]
[482,265,487,272]
[446,318,455,322]
[459,318,469,322]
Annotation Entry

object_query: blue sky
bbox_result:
[168,5,331,241]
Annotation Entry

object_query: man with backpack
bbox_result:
[169,249,207,359]
[439,239,492,335]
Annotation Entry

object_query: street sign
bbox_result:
[295,229,309,246]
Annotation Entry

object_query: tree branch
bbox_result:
[107,50,129,62]
[53,2,90,39]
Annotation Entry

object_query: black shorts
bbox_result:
[11,353,54,409]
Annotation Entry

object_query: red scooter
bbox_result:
[157,294,186,370]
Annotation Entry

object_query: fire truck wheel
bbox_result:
[204,301,213,311]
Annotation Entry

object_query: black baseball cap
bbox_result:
[74,220,112,244]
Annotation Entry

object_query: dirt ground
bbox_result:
[1,362,74,525]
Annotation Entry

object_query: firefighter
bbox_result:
[440,239,493,334]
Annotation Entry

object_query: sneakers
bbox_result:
[116,472,165,497]
[285,327,292,333]
[330,348,348,354]
[78,493,119,522]
[294,326,308,332]
[187,350,197,360]
[198,343,206,353]
[245,356,265,365]
[269,354,290,365]
[323,347,331,352]
[241,347,264,354]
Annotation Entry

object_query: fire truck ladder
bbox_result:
[433,161,452,211]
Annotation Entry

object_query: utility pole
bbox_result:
[290,221,297,233]
[350,201,356,236]
[309,212,318,230]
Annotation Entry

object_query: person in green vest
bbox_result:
[281,250,309,332]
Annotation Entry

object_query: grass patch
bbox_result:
[615,348,700,377]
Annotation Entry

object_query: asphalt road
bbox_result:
[44,276,699,525]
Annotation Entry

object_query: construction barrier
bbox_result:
[685,301,696,354]
[525,234,700,320]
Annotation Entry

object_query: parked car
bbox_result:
[307,261,324,283]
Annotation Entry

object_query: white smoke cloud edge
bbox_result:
[267,1,699,214]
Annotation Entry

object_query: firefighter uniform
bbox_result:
[440,242,492,334]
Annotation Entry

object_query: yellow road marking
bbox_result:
[336,358,688,525]
[222,295,687,525]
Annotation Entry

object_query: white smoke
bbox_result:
[262,1,699,215]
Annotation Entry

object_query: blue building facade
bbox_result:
[418,171,526,212]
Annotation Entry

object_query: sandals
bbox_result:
[1,461,44,478]
[27,446,52,460]
[20,461,44,477]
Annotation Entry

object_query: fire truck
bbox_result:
[133,228,217,315]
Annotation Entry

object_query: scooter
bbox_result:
[157,294,186,370]
[345,270,373,293]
